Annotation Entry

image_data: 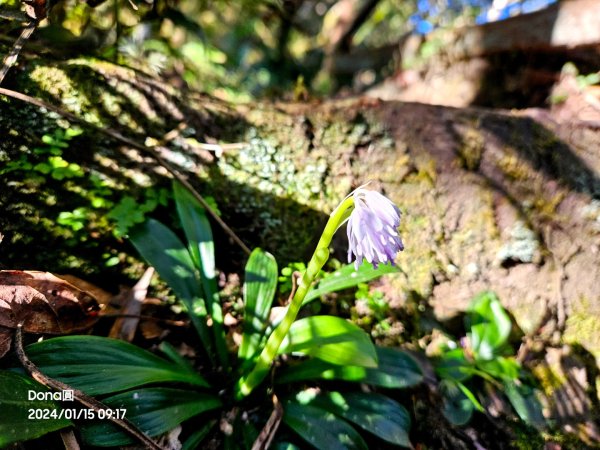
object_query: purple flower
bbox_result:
[347,188,404,269]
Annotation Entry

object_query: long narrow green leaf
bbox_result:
[239,248,278,362]
[80,388,221,446]
[456,381,484,412]
[159,341,196,372]
[129,218,212,356]
[303,263,400,305]
[504,381,546,429]
[276,346,423,388]
[173,181,228,368]
[0,371,71,446]
[26,336,209,395]
[283,401,368,450]
[182,421,216,450]
[302,391,411,447]
[279,316,377,368]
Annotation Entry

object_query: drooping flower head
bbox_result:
[347,188,404,269]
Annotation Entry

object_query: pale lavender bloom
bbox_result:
[347,188,404,269]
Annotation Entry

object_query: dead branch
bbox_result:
[0,21,37,85]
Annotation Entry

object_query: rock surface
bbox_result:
[1,56,599,441]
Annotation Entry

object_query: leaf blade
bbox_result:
[80,388,221,446]
[129,218,212,352]
[440,379,475,426]
[280,316,377,368]
[26,336,209,395]
[277,346,423,388]
[303,263,399,305]
[504,381,546,430]
[239,248,278,362]
[173,181,228,367]
[305,391,411,447]
[283,401,368,450]
[0,371,71,446]
[466,291,511,361]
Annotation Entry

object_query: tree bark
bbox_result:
[451,0,600,57]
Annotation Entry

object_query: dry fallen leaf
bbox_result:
[58,273,114,307]
[109,267,154,342]
[0,270,100,358]
[0,328,12,358]
[21,0,50,20]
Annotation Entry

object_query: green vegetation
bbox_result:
[1,182,558,448]
[1,182,423,449]
[434,292,545,429]
[1,0,596,448]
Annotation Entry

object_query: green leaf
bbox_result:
[172,182,214,275]
[42,133,68,147]
[241,420,260,449]
[181,421,216,450]
[57,208,87,231]
[277,346,423,388]
[466,291,511,361]
[303,263,400,305]
[80,388,221,446]
[272,443,301,450]
[283,401,368,450]
[129,218,211,351]
[173,181,228,367]
[435,348,473,382]
[26,336,209,395]
[504,381,546,429]
[456,381,484,412]
[280,316,377,368]
[129,219,199,303]
[239,248,278,362]
[301,391,411,447]
[33,162,52,174]
[65,126,84,138]
[440,380,474,426]
[108,196,147,237]
[0,371,71,446]
[159,341,196,372]
[476,357,521,381]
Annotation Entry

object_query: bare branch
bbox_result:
[14,323,165,450]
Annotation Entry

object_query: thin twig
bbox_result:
[251,395,283,450]
[157,122,247,157]
[60,429,80,450]
[0,21,37,85]
[15,323,165,450]
[0,86,251,255]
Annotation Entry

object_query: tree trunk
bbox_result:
[367,0,600,108]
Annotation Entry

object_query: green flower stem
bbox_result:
[235,196,355,399]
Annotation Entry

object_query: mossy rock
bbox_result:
[1,58,600,379]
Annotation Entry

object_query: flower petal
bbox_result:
[346,188,404,269]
